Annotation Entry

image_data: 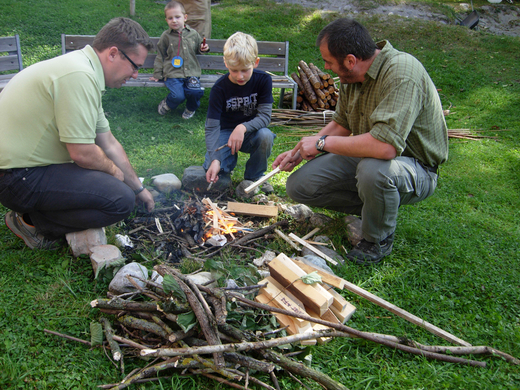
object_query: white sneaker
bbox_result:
[158,99,170,115]
[182,108,196,119]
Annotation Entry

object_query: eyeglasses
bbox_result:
[119,49,140,72]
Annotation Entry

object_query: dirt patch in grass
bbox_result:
[273,0,520,37]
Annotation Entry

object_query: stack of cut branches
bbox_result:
[288,60,339,111]
[89,264,352,390]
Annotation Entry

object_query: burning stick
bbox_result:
[245,167,280,193]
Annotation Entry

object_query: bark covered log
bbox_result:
[297,67,317,104]
[299,60,321,89]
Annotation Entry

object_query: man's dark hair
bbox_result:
[316,18,378,62]
[93,17,154,55]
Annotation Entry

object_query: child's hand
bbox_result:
[228,125,246,154]
[200,43,209,52]
[149,76,159,82]
[206,160,221,183]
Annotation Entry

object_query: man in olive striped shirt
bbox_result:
[274,18,448,265]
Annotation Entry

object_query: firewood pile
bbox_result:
[83,255,361,390]
[285,60,339,111]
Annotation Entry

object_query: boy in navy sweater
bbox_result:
[203,32,275,192]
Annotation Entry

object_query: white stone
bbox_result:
[151,270,164,285]
[66,228,107,257]
[90,244,124,278]
[151,173,182,194]
[186,271,218,288]
[109,262,149,295]
[253,250,277,268]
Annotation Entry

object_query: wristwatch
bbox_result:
[134,186,145,195]
[316,135,328,152]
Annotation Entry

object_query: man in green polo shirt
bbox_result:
[273,18,448,265]
[0,17,155,249]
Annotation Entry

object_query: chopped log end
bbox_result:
[113,351,122,361]
[90,299,99,308]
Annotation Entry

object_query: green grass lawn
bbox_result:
[1,0,520,388]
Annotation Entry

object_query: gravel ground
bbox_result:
[273,0,520,37]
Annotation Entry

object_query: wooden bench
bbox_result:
[0,35,23,92]
[61,34,298,109]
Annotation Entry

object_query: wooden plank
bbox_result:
[274,229,301,251]
[259,277,309,327]
[226,202,278,218]
[306,308,334,344]
[255,293,315,345]
[288,233,338,265]
[291,258,346,289]
[268,253,333,316]
[301,227,320,241]
[244,167,281,194]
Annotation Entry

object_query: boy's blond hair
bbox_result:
[223,32,259,68]
[165,0,185,14]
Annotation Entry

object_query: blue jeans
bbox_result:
[286,154,438,243]
[0,164,135,239]
[164,78,204,112]
[203,128,276,181]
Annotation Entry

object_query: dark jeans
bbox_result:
[203,127,276,181]
[0,164,135,239]
[164,77,204,112]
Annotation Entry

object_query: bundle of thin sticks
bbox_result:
[270,110,502,141]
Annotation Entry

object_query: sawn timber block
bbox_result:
[324,284,357,323]
[259,277,309,327]
[255,293,316,345]
[268,253,333,316]
[226,201,278,218]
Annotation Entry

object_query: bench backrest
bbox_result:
[0,35,23,72]
[61,35,290,76]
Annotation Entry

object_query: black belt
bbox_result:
[0,169,13,178]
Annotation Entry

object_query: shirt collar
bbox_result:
[366,40,392,81]
[82,44,106,92]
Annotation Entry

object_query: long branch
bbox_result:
[228,293,487,368]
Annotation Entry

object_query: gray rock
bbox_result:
[302,244,344,265]
[109,262,149,295]
[236,180,259,199]
[310,213,333,227]
[182,165,231,192]
[252,193,270,203]
[344,215,362,246]
[297,255,335,275]
[314,235,330,243]
[151,173,182,194]
[284,204,314,221]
